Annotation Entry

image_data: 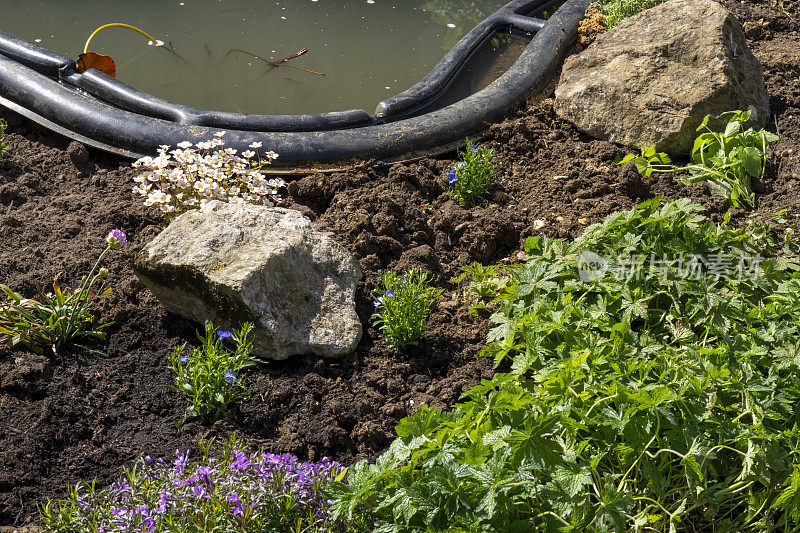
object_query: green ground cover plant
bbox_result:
[0,229,126,355]
[450,262,511,316]
[170,322,256,426]
[327,198,800,531]
[447,139,494,208]
[620,110,779,208]
[372,269,442,352]
[593,0,667,29]
[40,435,372,533]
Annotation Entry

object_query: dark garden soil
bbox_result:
[1,0,799,526]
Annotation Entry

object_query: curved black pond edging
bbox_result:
[0,0,590,168]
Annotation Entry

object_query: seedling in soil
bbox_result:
[450,261,510,315]
[619,110,779,208]
[372,268,442,352]
[170,322,256,426]
[447,139,495,208]
[0,229,126,355]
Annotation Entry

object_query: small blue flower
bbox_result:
[469,144,479,152]
[447,169,457,186]
[217,330,233,339]
[385,290,396,299]
[178,354,188,363]
[224,370,239,385]
[373,297,383,308]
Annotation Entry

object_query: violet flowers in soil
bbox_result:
[446,139,494,208]
[170,322,255,426]
[39,436,370,532]
[372,268,443,352]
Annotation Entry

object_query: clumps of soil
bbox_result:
[578,7,606,48]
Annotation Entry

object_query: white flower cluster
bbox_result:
[132,132,285,218]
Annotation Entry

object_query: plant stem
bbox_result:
[83,23,193,67]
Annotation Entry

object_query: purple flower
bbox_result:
[224,370,239,385]
[217,330,233,339]
[178,354,188,364]
[230,450,251,472]
[136,505,155,533]
[157,490,171,514]
[105,229,128,249]
[197,465,216,486]
[229,492,245,516]
[469,144,479,152]
[172,474,198,488]
[373,297,383,308]
[447,168,457,186]
[173,450,189,475]
[110,480,131,498]
[385,290,396,299]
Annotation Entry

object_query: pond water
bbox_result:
[6,0,516,115]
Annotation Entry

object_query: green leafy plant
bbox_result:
[0,120,7,161]
[328,198,800,531]
[450,261,510,315]
[170,322,255,426]
[592,0,668,29]
[447,139,495,208]
[372,268,443,352]
[616,144,672,176]
[0,229,126,355]
[620,110,779,208]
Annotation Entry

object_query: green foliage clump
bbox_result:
[327,198,800,531]
[620,110,779,208]
[372,268,443,352]
[0,230,125,355]
[447,139,495,208]
[593,0,668,29]
[170,322,255,425]
[0,120,7,161]
[450,262,510,316]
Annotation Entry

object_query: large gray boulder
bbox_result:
[134,201,362,360]
[554,0,769,156]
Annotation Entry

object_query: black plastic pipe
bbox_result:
[374,0,562,120]
[0,0,589,167]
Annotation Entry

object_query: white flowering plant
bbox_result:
[132,132,285,219]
